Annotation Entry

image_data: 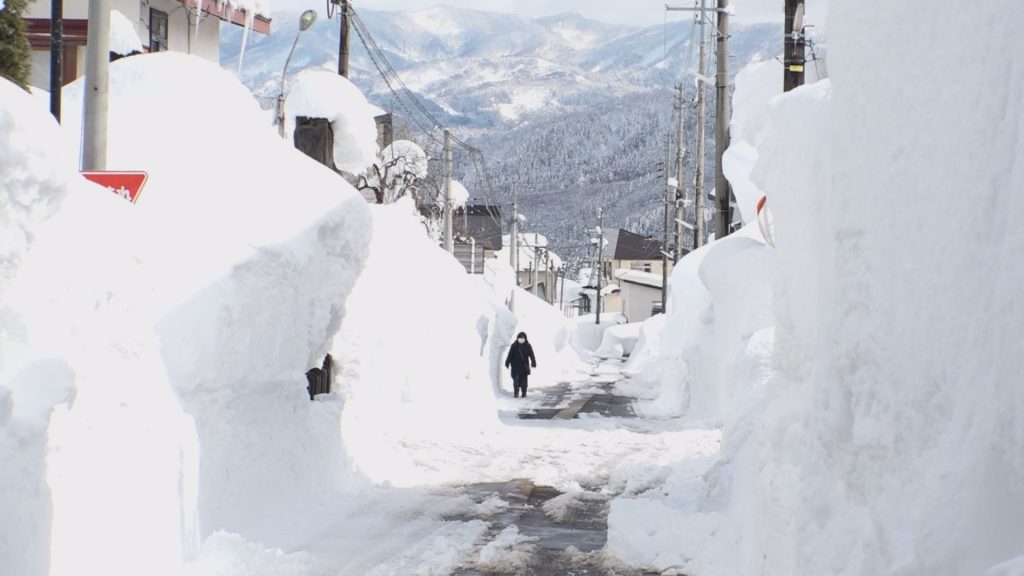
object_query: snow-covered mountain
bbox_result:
[222,6,780,263]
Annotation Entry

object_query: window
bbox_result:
[150,9,168,52]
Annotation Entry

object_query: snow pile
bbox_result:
[724,58,826,223]
[332,198,512,484]
[450,179,469,209]
[611,2,1024,575]
[1,52,372,575]
[109,9,143,56]
[285,68,380,174]
[0,76,85,576]
[570,315,621,354]
[593,322,641,358]
[477,526,536,573]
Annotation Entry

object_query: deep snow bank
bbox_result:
[2,52,372,575]
[612,2,1024,574]
[333,199,511,485]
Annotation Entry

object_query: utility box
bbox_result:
[293,116,336,171]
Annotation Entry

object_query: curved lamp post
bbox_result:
[276,9,318,139]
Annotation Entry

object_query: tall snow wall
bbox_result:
[612,2,1024,574]
[1,52,372,576]
[748,2,1024,573]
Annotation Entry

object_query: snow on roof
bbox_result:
[110,10,144,56]
[285,69,379,174]
[615,269,663,289]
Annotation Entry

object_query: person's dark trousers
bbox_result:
[513,374,528,398]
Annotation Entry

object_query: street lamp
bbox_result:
[277,9,318,139]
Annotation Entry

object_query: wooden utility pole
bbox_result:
[49,0,63,121]
[714,0,732,239]
[82,0,110,170]
[673,83,686,261]
[338,0,350,77]
[784,0,806,92]
[559,268,566,311]
[532,245,540,295]
[667,1,719,247]
[544,248,552,303]
[694,0,710,248]
[661,132,671,312]
[595,207,605,325]
[442,129,454,253]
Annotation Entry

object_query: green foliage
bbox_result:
[0,0,33,89]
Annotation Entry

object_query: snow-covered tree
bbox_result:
[358,139,428,204]
[0,0,31,89]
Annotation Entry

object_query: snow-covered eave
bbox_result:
[183,0,272,35]
[614,269,663,289]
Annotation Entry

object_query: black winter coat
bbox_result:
[505,341,536,378]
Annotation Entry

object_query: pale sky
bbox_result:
[275,0,829,28]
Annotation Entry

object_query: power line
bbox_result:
[347,5,506,231]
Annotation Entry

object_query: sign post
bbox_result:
[81,171,149,204]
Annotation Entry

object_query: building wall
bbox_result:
[611,258,670,277]
[26,0,220,91]
[620,282,661,323]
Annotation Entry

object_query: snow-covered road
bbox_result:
[203,356,720,576]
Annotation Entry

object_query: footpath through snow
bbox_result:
[251,353,721,576]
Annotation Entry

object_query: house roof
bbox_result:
[456,204,502,250]
[615,269,663,289]
[183,0,272,34]
[606,228,663,261]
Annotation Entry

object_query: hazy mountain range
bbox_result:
[222,6,781,264]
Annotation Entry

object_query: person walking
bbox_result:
[505,332,537,398]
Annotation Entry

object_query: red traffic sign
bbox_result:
[82,171,148,204]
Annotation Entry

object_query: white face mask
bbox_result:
[517,338,525,344]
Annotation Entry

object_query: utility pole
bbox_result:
[673,83,686,261]
[694,0,710,248]
[82,0,111,170]
[532,245,540,295]
[49,0,63,121]
[559,268,566,311]
[667,1,719,247]
[508,195,519,312]
[544,248,552,304]
[338,0,350,77]
[784,0,806,92]
[714,0,732,239]
[442,129,454,253]
[596,206,604,325]
[661,132,671,313]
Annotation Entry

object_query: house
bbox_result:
[602,228,672,278]
[572,228,670,318]
[450,204,501,274]
[24,0,270,92]
[615,269,663,323]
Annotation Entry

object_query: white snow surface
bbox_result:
[2,53,372,575]
[109,9,143,56]
[449,179,469,209]
[285,68,379,174]
[593,322,641,359]
[608,2,1024,575]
